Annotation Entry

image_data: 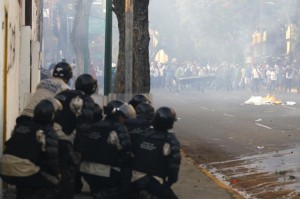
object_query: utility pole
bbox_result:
[125,0,133,101]
[104,0,112,96]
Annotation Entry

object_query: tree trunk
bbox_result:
[71,0,93,77]
[294,1,300,62]
[113,0,150,93]
[53,2,68,60]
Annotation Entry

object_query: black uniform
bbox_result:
[79,118,132,199]
[130,127,181,199]
[0,122,60,199]
[54,89,97,199]
[126,116,152,132]
[126,102,154,134]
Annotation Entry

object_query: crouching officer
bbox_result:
[128,94,151,110]
[54,74,101,199]
[74,74,103,193]
[126,102,155,132]
[79,102,136,199]
[19,61,73,122]
[0,99,62,199]
[130,107,181,199]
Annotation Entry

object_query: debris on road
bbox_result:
[257,146,264,150]
[286,101,296,106]
[244,95,283,105]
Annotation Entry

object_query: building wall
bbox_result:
[31,0,41,91]
[0,2,41,195]
[0,0,41,142]
[0,1,22,195]
[0,0,6,164]
[0,0,22,141]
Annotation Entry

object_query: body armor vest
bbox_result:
[126,117,150,132]
[55,90,84,135]
[4,122,44,165]
[81,120,120,167]
[131,130,168,178]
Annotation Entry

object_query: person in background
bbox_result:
[0,99,62,199]
[285,65,294,93]
[130,107,181,199]
[294,68,300,93]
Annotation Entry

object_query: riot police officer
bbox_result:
[0,99,62,199]
[103,99,124,120]
[74,74,103,193]
[128,94,151,110]
[19,62,73,122]
[126,102,155,132]
[130,107,181,199]
[54,74,101,199]
[79,102,136,199]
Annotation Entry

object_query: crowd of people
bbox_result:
[0,61,181,199]
[212,62,300,93]
[150,61,300,93]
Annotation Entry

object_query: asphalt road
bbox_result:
[151,88,300,199]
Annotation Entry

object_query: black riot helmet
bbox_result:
[52,62,73,82]
[153,107,177,130]
[136,102,155,122]
[103,100,124,118]
[33,99,56,125]
[129,94,151,109]
[75,74,98,96]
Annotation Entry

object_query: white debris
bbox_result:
[244,96,264,105]
[286,101,296,106]
[244,95,282,105]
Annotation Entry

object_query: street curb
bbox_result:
[181,150,245,199]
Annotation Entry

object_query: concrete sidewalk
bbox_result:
[172,154,241,199]
[75,154,242,199]
[3,153,242,199]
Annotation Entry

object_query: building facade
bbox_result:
[0,0,42,180]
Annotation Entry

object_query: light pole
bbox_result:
[104,0,112,96]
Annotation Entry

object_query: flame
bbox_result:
[262,94,282,105]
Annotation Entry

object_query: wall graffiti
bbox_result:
[7,22,16,73]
